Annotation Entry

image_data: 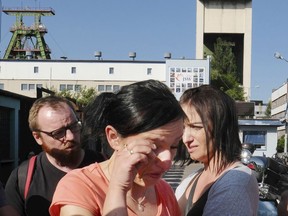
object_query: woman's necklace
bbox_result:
[128,193,146,212]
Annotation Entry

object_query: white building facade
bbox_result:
[252,100,268,119]
[0,58,211,98]
[271,82,288,138]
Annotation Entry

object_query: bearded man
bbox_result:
[5,95,105,216]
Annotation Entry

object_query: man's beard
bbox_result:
[42,141,82,167]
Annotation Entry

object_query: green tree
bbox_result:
[265,100,271,118]
[210,37,245,101]
[55,86,98,108]
[75,86,98,108]
[277,135,285,153]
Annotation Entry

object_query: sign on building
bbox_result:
[165,59,210,100]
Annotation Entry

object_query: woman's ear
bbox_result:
[105,125,122,150]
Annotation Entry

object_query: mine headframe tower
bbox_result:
[2,7,55,60]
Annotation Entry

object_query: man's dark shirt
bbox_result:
[0,182,6,208]
[5,149,105,216]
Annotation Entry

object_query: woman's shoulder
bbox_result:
[51,163,106,216]
[52,163,107,204]
[59,163,104,186]
[227,164,255,178]
[214,164,257,188]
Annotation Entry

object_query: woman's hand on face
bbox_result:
[109,140,157,192]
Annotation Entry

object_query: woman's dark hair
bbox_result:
[82,80,184,158]
[106,79,184,137]
[179,85,242,172]
[81,92,114,158]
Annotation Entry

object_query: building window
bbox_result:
[67,84,73,91]
[21,84,28,91]
[243,131,266,150]
[106,85,112,92]
[36,84,43,89]
[59,84,66,91]
[29,84,35,90]
[0,83,4,90]
[71,67,76,74]
[34,66,39,73]
[98,85,105,92]
[109,67,114,74]
[147,68,152,75]
[113,85,120,92]
[75,85,81,92]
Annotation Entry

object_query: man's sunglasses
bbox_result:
[35,121,82,140]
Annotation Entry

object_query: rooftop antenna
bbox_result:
[164,52,171,59]
[94,51,102,60]
[129,52,136,61]
[2,6,55,59]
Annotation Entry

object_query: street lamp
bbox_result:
[274,52,288,63]
[274,51,288,153]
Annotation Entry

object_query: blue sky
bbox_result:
[1,0,288,103]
